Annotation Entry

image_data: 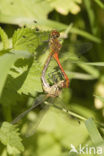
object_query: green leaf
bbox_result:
[0,74,28,121]
[0,0,52,25]
[37,107,88,155]
[0,27,9,49]
[18,59,43,95]
[0,122,24,155]
[85,118,104,146]
[84,0,97,35]
[84,62,104,66]
[67,71,98,80]
[0,0,101,44]
[12,27,50,53]
[70,27,101,43]
[77,63,100,79]
[67,60,100,79]
[0,49,31,96]
[48,0,82,15]
[13,27,39,53]
[12,28,51,95]
[94,0,104,8]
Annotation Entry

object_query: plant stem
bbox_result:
[45,102,104,129]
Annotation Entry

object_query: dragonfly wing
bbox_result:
[25,104,50,137]
[74,41,93,55]
[11,94,47,124]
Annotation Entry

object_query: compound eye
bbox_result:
[51,30,60,38]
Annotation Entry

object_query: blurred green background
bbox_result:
[0,0,104,156]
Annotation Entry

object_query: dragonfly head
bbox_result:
[50,30,60,39]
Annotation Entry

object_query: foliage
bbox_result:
[0,122,24,155]
[47,0,82,15]
[0,0,104,156]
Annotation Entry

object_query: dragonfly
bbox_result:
[11,27,94,134]
[41,30,69,97]
[11,30,69,125]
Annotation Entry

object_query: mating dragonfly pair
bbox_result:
[41,30,69,97]
[11,30,69,125]
[11,28,93,125]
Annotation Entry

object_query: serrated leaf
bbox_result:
[13,28,39,53]
[47,0,82,15]
[0,122,24,155]
[0,27,9,49]
[12,28,50,53]
[0,49,31,96]
[18,59,43,95]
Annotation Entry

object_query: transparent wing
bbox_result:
[61,40,93,62]
[11,94,47,124]
[24,96,81,137]
[25,104,49,137]
[73,41,93,55]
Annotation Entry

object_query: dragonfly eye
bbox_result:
[51,30,60,38]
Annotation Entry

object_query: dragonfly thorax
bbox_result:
[43,80,65,97]
[49,30,61,53]
[49,37,61,53]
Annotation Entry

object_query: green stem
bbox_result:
[45,102,104,129]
